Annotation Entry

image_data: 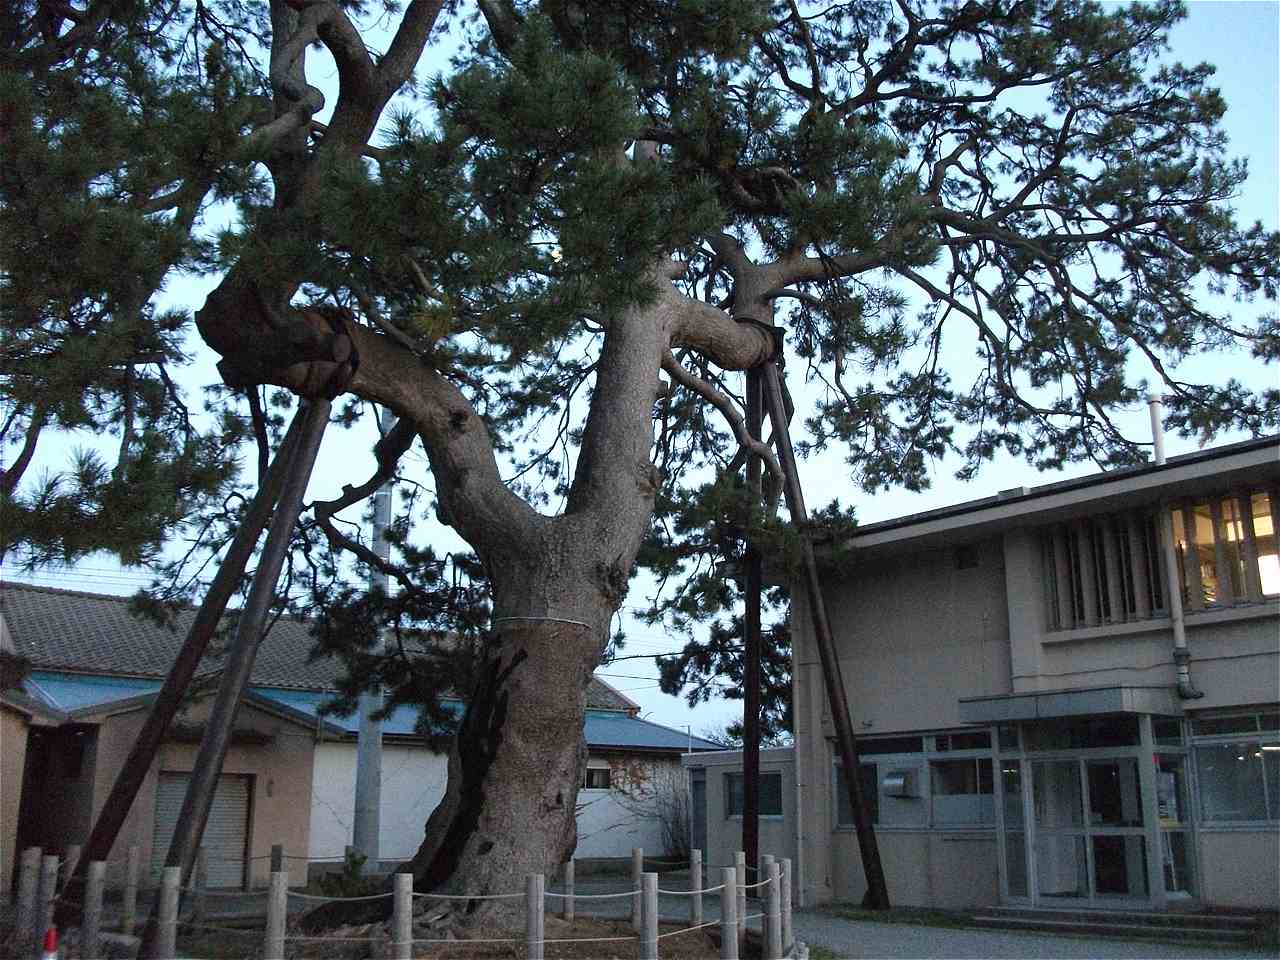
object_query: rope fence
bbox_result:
[17,843,796,960]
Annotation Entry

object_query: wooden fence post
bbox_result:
[36,853,59,953]
[15,847,40,958]
[192,846,208,924]
[640,872,658,960]
[719,867,738,960]
[392,872,413,960]
[122,844,139,934]
[631,847,643,931]
[690,849,702,925]
[734,851,746,935]
[526,873,545,960]
[781,858,793,953]
[82,860,107,960]
[765,860,782,960]
[157,866,180,960]
[264,870,287,960]
[562,859,575,922]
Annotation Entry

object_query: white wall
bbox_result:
[311,743,683,864]
[574,755,682,860]
[310,742,448,863]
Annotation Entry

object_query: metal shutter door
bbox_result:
[152,773,250,888]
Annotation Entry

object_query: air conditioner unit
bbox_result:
[882,768,918,798]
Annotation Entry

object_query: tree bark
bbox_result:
[408,616,602,925]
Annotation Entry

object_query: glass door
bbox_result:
[1155,754,1195,897]
[1033,760,1089,899]
[1030,756,1151,904]
[1085,758,1148,899]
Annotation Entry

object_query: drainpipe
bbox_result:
[1149,396,1204,700]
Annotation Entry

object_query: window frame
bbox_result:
[724,771,784,818]
[1190,711,1280,825]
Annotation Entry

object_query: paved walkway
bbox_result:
[560,877,1271,959]
[787,910,1270,959]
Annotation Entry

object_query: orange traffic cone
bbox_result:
[41,925,59,960]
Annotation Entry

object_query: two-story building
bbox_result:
[793,432,1274,911]
[777,435,1276,911]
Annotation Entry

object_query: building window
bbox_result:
[930,758,994,825]
[834,763,880,826]
[1192,711,1280,823]
[1195,742,1279,822]
[1041,509,1166,630]
[725,772,783,817]
[1041,489,1279,631]
[583,767,611,790]
[1174,492,1280,608]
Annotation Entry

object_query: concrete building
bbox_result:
[0,583,719,891]
[688,435,1278,913]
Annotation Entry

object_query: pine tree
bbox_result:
[12,0,1277,934]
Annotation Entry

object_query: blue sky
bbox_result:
[5,1,1278,735]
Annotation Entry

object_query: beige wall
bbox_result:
[1196,830,1280,909]
[89,698,316,888]
[1,705,29,895]
[826,830,999,909]
[796,537,1011,737]
[686,749,797,890]
[1003,531,1280,704]
[793,537,1009,907]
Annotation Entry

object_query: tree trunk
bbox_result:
[409,616,601,922]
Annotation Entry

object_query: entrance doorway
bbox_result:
[997,715,1196,909]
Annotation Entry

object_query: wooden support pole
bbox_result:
[526,873,545,960]
[63,845,82,892]
[157,866,180,960]
[735,851,746,935]
[62,411,308,928]
[82,860,106,960]
[392,872,413,960]
[781,858,793,954]
[36,854,59,954]
[15,847,40,958]
[719,867,738,960]
[139,400,330,960]
[765,860,782,960]
[264,870,287,960]
[122,844,139,934]
[192,846,208,924]
[631,847,643,931]
[761,361,890,909]
[690,849,702,925]
[640,872,659,960]
[562,860,575,922]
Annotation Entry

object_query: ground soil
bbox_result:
[175,915,736,959]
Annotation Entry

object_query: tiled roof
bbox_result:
[0,583,638,712]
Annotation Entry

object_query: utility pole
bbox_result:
[353,406,394,873]
[742,367,763,885]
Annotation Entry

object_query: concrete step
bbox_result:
[980,905,1260,929]
[970,914,1256,945]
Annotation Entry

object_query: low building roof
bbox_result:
[4,583,719,754]
[1,583,637,711]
